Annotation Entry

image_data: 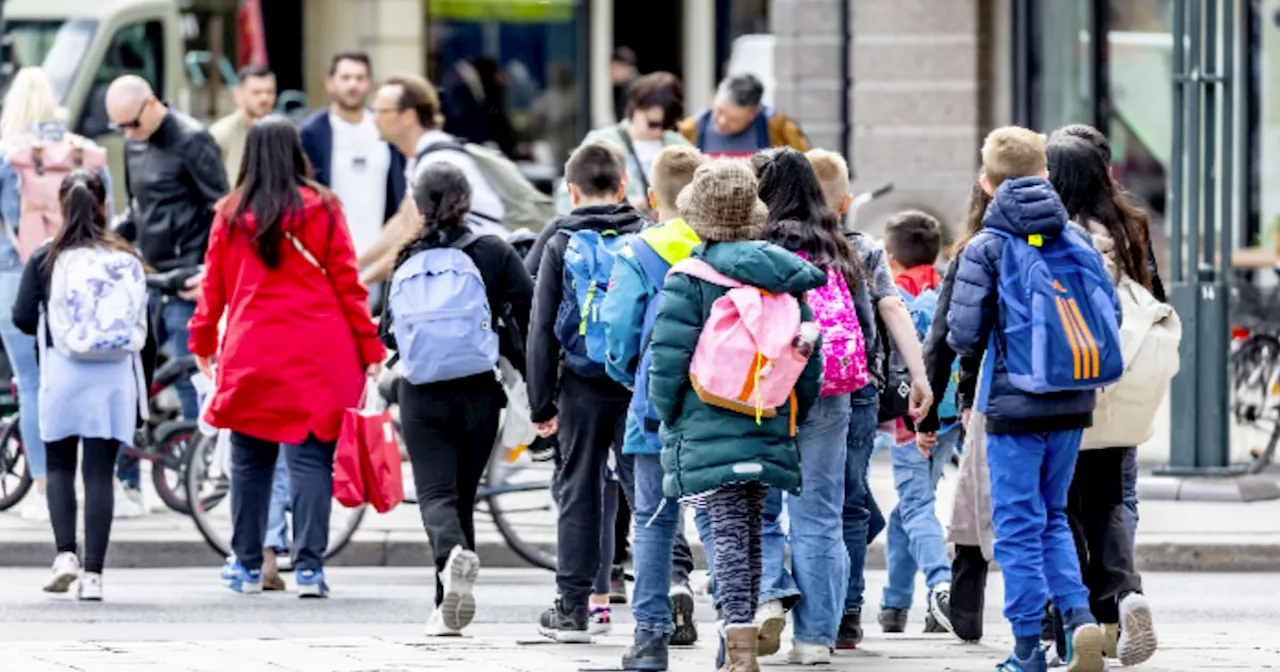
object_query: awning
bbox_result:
[427,0,576,23]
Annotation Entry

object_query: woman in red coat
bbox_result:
[189,117,384,597]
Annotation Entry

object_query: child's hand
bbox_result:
[962,408,972,429]
[908,379,933,423]
[916,432,937,459]
[534,416,559,438]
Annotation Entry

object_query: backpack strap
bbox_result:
[694,111,712,150]
[615,124,651,197]
[629,238,670,290]
[668,258,741,289]
[450,231,480,251]
[416,140,470,165]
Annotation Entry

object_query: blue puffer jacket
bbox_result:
[946,177,1103,435]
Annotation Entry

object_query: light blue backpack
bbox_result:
[388,234,498,384]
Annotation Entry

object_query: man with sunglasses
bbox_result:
[105,75,226,422]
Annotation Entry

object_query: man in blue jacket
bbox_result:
[298,52,405,261]
[946,127,1114,672]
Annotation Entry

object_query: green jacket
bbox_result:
[648,241,826,498]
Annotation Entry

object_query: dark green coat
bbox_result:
[648,241,826,498]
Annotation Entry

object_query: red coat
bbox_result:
[189,187,385,444]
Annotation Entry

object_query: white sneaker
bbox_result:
[77,572,103,601]
[787,640,832,665]
[425,607,462,637]
[1117,593,1157,666]
[19,490,49,522]
[439,545,479,631]
[755,599,786,657]
[113,484,145,519]
[43,552,80,593]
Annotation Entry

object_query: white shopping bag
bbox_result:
[498,357,537,450]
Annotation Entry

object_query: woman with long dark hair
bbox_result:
[1045,131,1160,666]
[12,169,152,600]
[382,162,532,635]
[747,147,874,663]
[189,116,385,597]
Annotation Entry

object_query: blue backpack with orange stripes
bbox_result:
[987,226,1123,393]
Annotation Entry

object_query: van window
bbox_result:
[77,21,166,137]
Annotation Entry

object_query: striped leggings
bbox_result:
[703,482,769,625]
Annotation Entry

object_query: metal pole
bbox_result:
[1187,0,1202,280]
[1202,0,1218,270]
[1170,0,1184,283]
[1220,0,1236,271]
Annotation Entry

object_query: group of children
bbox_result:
[453,123,1164,672]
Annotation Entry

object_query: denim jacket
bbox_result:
[0,121,114,271]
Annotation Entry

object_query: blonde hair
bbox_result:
[650,145,704,209]
[805,149,851,213]
[981,126,1047,190]
[0,68,60,141]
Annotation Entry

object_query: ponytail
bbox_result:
[44,168,135,275]
[392,163,473,273]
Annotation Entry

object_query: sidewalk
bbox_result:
[4,451,1280,570]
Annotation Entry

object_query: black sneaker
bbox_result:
[836,611,863,649]
[669,582,698,646]
[878,607,908,633]
[928,582,956,634]
[538,598,591,643]
[610,565,629,605]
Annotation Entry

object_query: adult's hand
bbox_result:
[534,416,559,438]
[179,269,206,302]
[908,378,933,424]
[195,354,216,380]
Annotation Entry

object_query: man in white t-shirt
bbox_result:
[298,52,407,258]
[360,73,506,284]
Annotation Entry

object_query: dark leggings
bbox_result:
[705,483,768,625]
[46,437,121,573]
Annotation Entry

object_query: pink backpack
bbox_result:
[5,134,108,262]
[797,252,870,396]
[670,258,817,433]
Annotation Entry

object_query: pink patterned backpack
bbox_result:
[5,133,108,262]
[797,252,870,396]
[670,258,817,431]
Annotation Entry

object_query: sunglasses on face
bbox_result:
[646,118,665,131]
[112,98,152,131]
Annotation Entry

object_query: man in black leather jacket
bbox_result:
[106,75,226,434]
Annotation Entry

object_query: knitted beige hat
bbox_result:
[676,159,769,243]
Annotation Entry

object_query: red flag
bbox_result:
[237,0,269,69]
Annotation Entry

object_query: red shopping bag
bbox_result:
[336,380,403,513]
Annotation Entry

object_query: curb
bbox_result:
[3,538,1279,572]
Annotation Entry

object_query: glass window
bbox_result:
[426,0,584,169]
[77,21,167,137]
[0,19,98,102]
[1107,0,1175,220]
[1033,1,1094,132]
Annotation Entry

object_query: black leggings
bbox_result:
[46,437,121,573]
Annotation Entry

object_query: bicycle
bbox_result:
[1228,269,1280,473]
[181,381,557,569]
[0,267,205,514]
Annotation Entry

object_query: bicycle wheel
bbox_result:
[184,431,369,561]
[0,418,32,512]
[483,439,556,571]
[150,421,197,514]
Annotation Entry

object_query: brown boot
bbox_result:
[262,549,286,592]
[720,624,760,672]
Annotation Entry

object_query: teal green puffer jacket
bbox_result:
[648,240,826,498]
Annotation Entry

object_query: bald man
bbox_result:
[106,74,226,426]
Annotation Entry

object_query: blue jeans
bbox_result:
[265,451,291,552]
[230,432,335,573]
[0,266,44,479]
[1121,446,1138,543]
[882,423,960,609]
[758,394,851,646]
[842,385,881,614]
[632,453,682,634]
[987,429,1091,638]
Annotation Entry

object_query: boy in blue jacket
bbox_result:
[946,127,1114,672]
[601,145,704,670]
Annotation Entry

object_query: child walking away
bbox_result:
[12,169,154,601]
[877,211,961,635]
[381,162,533,636]
[601,144,705,671]
[947,126,1124,672]
[647,159,825,672]
[529,141,646,643]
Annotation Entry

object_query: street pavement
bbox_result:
[5,451,1280,571]
[1,568,1276,671]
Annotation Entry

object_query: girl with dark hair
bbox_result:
[382,162,533,636]
[752,147,879,663]
[189,116,385,598]
[12,169,154,600]
[1045,132,1161,667]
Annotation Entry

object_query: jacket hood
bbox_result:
[639,218,701,265]
[699,240,825,294]
[556,202,647,234]
[982,177,1069,238]
[217,185,335,229]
